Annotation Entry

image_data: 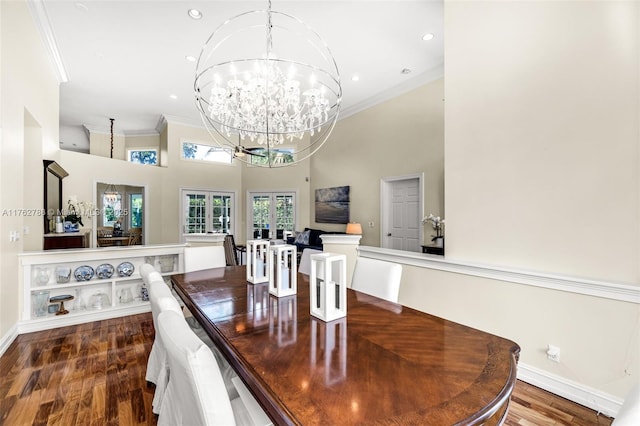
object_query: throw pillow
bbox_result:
[293,230,310,245]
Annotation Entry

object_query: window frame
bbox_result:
[180,189,237,241]
[246,191,298,240]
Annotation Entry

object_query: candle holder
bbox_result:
[268,244,297,297]
[246,240,270,283]
[309,253,347,322]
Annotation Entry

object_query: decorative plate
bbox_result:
[74,265,94,281]
[96,263,115,279]
[117,261,135,277]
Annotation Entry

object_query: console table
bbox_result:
[43,231,90,250]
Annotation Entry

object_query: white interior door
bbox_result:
[381,176,422,252]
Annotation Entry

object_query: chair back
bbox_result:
[223,235,239,266]
[298,248,323,275]
[351,257,402,303]
[184,245,226,272]
[128,227,142,245]
[157,310,236,426]
[147,278,184,413]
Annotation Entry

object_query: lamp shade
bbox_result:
[345,223,363,235]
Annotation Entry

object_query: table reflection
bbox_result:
[310,317,347,385]
[269,295,298,346]
[247,283,270,327]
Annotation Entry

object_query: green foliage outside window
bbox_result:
[130,194,143,227]
[129,150,157,165]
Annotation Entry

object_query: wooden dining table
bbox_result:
[171,266,520,426]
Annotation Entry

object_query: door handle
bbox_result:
[387,233,392,236]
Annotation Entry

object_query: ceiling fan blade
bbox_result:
[235,146,267,158]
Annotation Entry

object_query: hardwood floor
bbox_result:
[0,313,614,425]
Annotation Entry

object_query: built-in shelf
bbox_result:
[19,244,186,333]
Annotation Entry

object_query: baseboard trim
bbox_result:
[517,363,622,418]
[0,324,19,358]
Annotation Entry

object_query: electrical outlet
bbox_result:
[547,344,560,362]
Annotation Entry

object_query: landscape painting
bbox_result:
[315,186,350,224]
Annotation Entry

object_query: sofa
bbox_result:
[287,227,344,252]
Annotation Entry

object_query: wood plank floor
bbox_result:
[0,313,614,425]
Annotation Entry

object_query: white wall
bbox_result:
[440,0,639,403]
[311,77,445,246]
[445,0,639,284]
[0,0,60,338]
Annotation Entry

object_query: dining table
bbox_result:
[170,266,520,426]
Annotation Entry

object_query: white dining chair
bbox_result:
[298,248,322,275]
[350,257,402,303]
[157,310,237,426]
[184,245,226,272]
[147,279,184,414]
[157,310,269,426]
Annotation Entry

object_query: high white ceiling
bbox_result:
[40,0,443,148]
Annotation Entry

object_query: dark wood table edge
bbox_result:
[171,269,521,426]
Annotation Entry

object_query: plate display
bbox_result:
[96,263,115,279]
[117,261,135,277]
[74,265,94,281]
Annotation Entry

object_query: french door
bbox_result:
[181,190,235,239]
[247,192,296,240]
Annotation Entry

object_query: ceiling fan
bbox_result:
[234,146,267,158]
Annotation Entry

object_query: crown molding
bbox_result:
[160,114,207,130]
[82,125,159,137]
[27,0,69,83]
[339,63,444,121]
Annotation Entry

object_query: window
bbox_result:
[103,193,122,227]
[249,147,295,166]
[182,190,235,236]
[182,142,233,164]
[130,193,143,228]
[128,149,158,165]
[248,192,296,239]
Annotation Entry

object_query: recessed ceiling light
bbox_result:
[188,9,202,20]
[351,75,360,82]
[169,94,178,100]
[401,68,412,74]
[422,33,435,41]
[186,55,197,62]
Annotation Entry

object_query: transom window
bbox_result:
[249,148,295,166]
[128,149,158,165]
[182,142,233,164]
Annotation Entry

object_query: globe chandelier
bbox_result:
[194,0,342,168]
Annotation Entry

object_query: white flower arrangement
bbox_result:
[65,196,95,227]
[422,213,444,238]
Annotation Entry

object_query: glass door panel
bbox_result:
[249,192,295,240]
[183,192,207,234]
